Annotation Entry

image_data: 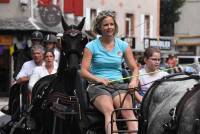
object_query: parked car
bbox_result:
[177,56,200,65]
[177,56,200,74]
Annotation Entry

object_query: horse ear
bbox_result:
[61,16,69,30]
[77,17,85,31]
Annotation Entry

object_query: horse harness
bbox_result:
[163,82,200,134]
[47,91,81,120]
[32,76,81,120]
[140,73,200,134]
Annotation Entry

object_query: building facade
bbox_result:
[83,0,160,52]
[174,0,200,56]
[0,0,63,95]
[0,0,160,95]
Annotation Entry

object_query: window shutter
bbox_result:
[0,0,10,3]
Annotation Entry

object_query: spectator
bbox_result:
[5,45,44,113]
[165,54,182,74]
[31,31,44,46]
[16,45,44,84]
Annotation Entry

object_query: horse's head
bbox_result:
[60,16,88,70]
[13,44,32,79]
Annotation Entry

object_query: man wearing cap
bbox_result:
[31,31,44,46]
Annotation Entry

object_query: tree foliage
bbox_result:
[160,0,186,36]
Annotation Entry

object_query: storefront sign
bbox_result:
[144,38,171,50]
[0,35,13,46]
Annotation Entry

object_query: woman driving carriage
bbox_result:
[81,10,139,134]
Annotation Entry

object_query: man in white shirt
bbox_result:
[13,45,44,107]
[1,45,45,115]
[16,45,45,84]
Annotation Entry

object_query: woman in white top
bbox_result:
[29,50,58,92]
[135,47,168,103]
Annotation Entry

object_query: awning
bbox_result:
[0,17,63,33]
[175,35,200,46]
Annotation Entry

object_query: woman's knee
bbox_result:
[100,103,115,116]
[93,95,114,114]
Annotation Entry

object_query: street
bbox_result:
[0,97,11,127]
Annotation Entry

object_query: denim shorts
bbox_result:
[87,82,129,102]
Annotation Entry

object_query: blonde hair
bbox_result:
[92,10,118,35]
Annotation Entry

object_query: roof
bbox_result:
[0,17,63,33]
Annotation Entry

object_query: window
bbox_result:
[144,15,150,37]
[178,58,194,64]
[125,14,134,37]
[90,9,97,26]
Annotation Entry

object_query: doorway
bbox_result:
[0,45,10,96]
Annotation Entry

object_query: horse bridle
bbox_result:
[64,29,82,37]
[61,29,88,68]
[63,28,88,40]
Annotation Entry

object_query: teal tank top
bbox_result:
[86,37,128,81]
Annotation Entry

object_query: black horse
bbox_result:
[1,16,88,134]
[30,16,88,134]
[138,73,200,134]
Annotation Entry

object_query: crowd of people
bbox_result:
[14,32,60,102]
[1,10,198,134]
